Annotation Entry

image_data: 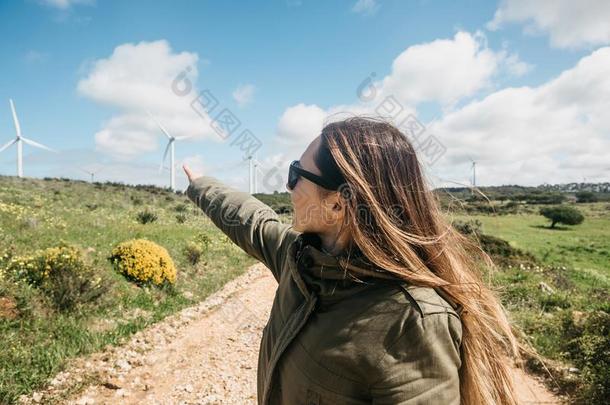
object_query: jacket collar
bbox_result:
[288,233,464,315]
[288,233,404,304]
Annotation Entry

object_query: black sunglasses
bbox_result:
[287,160,340,191]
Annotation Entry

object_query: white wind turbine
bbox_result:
[0,99,57,177]
[146,111,191,192]
[248,153,264,194]
[468,156,477,188]
[78,166,103,183]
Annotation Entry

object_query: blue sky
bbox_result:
[0,0,609,191]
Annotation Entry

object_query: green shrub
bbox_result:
[5,245,110,311]
[174,203,188,212]
[176,213,187,224]
[194,233,212,250]
[184,241,203,265]
[274,203,292,214]
[538,292,572,311]
[454,224,537,267]
[40,264,111,312]
[452,219,482,235]
[575,191,598,203]
[136,209,158,224]
[564,311,610,403]
[464,202,495,214]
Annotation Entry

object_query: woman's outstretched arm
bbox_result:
[183,165,299,282]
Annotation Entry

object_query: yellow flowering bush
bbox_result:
[7,245,83,286]
[4,244,109,311]
[109,239,176,286]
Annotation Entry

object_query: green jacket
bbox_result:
[186,176,463,405]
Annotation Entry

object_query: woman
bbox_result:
[183,117,522,405]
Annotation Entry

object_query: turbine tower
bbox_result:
[0,99,56,177]
[147,111,191,192]
[469,157,477,188]
[247,154,264,194]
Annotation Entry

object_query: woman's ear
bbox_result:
[321,192,342,217]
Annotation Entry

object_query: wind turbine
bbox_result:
[78,166,103,182]
[469,157,477,188]
[146,111,191,192]
[248,153,264,194]
[0,99,57,177]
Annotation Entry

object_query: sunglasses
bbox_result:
[287,160,340,191]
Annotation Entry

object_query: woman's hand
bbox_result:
[182,164,202,185]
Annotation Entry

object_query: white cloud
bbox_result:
[272,31,527,153]
[502,51,533,77]
[232,84,256,107]
[78,40,217,159]
[92,114,160,160]
[487,0,610,49]
[430,47,610,186]
[38,0,94,9]
[376,31,528,108]
[276,103,327,145]
[269,33,608,188]
[351,0,379,16]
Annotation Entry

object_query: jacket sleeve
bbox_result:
[185,175,299,282]
[369,312,463,405]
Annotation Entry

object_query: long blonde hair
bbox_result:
[314,116,530,405]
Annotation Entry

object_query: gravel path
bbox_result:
[19,263,560,404]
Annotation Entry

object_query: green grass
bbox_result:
[0,176,257,403]
[451,203,610,280]
[450,203,609,402]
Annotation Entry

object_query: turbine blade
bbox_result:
[9,99,22,137]
[0,138,17,153]
[146,110,172,140]
[20,137,56,152]
[159,141,172,173]
[162,140,172,163]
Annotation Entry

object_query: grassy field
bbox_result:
[1,176,608,403]
[452,203,609,278]
[450,203,609,403]
[0,176,256,403]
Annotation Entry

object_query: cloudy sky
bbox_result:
[0,0,609,191]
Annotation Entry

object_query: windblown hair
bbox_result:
[314,116,531,405]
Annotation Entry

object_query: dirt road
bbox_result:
[20,263,560,404]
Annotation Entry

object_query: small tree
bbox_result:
[539,206,584,229]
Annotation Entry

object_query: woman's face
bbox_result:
[287,135,343,233]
